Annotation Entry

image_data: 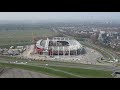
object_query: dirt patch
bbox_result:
[0,68,56,78]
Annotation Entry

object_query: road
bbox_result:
[80,41,117,62]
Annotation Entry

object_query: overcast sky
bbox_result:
[0,12,120,21]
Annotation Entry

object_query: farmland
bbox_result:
[0,29,58,47]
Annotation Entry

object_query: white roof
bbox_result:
[68,40,82,49]
[36,39,44,48]
[36,37,83,50]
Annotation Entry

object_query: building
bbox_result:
[35,37,85,56]
[98,31,111,45]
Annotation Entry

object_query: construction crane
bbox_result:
[32,32,36,54]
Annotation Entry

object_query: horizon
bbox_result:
[0,12,119,22]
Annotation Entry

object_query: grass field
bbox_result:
[0,29,58,47]
[0,61,113,78]
[0,62,80,78]
[49,66,113,78]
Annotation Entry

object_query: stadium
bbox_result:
[35,37,86,56]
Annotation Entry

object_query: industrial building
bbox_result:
[35,37,86,56]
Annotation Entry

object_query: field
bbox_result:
[0,29,58,47]
[0,52,113,78]
[49,66,113,78]
[0,62,113,78]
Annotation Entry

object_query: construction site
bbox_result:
[17,37,85,61]
[35,37,85,55]
[0,36,103,64]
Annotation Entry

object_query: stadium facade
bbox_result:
[35,37,85,56]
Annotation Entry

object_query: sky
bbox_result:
[0,12,120,21]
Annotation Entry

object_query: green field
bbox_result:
[0,29,58,47]
[0,62,80,78]
[49,66,113,78]
[0,61,113,78]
